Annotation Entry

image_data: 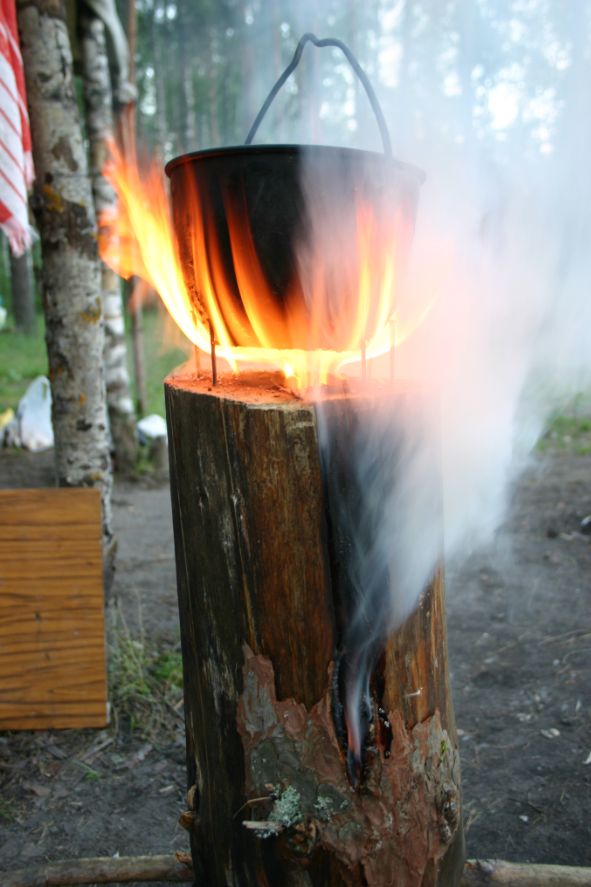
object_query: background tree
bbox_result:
[114,0,589,179]
[79,2,138,473]
[9,249,35,334]
[17,0,114,583]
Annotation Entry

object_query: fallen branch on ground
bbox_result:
[0,853,193,886]
[3,855,591,886]
[461,858,591,886]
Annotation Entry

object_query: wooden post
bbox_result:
[165,370,464,887]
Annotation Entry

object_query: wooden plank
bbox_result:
[1,620,104,642]
[0,524,101,542]
[0,580,104,604]
[0,488,108,730]
[0,538,99,553]
[0,650,106,680]
[0,563,102,580]
[0,488,102,528]
[1,711,108,730]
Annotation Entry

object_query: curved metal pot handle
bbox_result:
[245,33,392,156]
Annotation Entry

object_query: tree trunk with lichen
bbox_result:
[17,0,114,583]
[79,5,137,474]
[166,370,464,887]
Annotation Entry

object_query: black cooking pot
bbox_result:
[164,35,425,350]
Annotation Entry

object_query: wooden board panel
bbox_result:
[0,488,108,729]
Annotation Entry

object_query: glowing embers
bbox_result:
[332,650,395,790]
[332,651,375,789]
[100,143,427,394]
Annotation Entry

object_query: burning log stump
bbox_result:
[165,369,464,887]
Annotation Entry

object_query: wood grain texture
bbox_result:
[0,488,108,730]
[165,371,464,887]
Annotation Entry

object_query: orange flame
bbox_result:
[100,142,430,393]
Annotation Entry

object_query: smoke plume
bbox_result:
[285,5,591,761]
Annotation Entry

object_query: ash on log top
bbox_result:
[165,368,464,887]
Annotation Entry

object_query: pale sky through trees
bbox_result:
[129,0,588,169]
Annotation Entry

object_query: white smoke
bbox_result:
[401,146,591,566]
[289,5,591,627]
[280,10,591,749]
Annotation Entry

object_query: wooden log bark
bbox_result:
[165,369,464,887]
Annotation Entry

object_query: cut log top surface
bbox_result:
[166,365,430,406]
[167,367,297,404]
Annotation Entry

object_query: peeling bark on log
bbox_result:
[0,853,193,886]
[165,370,464,887]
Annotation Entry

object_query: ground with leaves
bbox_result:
[0,432,589,879]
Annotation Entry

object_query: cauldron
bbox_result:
[164,35,425,350]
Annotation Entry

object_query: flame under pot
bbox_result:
[165,145,425,352]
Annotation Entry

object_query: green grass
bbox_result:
[546,414,591,436]
[0,798,17,823]
[0,323,47,414]
[0,306,188,418]
[108,607,184,736]
[75,761,102,782]
[152,649,184,688]
[539,413,591,455]
[138,308,187,417]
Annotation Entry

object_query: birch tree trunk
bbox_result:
[17,0,115,585]
[118,0,148,419]
[79,6,137,473]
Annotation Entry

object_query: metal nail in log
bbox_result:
[165,35,464,887]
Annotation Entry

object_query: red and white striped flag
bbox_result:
[0,0,33,256]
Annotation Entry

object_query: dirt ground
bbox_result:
[0,437,589,882]
[447,449,591,866]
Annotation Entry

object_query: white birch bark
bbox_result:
[17,0,114,584]
[79,7,137,473]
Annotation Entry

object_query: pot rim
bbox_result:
[164,143,426,184]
